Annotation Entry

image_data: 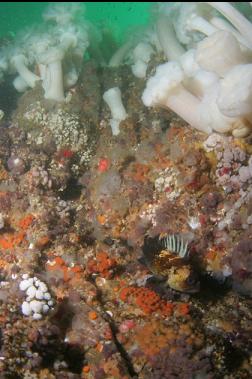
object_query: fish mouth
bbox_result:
[184,281,200,294]
[166,277,200,294]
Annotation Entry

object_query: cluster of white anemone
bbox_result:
[102,2,252,137]
[0,2,90,101]
[140,2,252,137]
[2,2,252,138]
[108,26,160,78]
[19,274,54,320]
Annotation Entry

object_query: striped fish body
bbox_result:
[152,249,188,276]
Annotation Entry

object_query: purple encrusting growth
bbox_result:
[231,233,252,295]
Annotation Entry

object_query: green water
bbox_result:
[0,2,154,41]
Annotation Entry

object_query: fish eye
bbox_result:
[186,275,197,286]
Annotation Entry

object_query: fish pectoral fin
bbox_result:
[138,256,146,265]
[147,274,167,284]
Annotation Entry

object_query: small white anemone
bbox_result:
[207,2,252,45]
[39,47,65,101]
[10,53,40,88]
[131,42,154,78]
[172,2,217,46]
[196,30,249,77]
[157,15,185,60]
[0,54,8,73]
[43,2,83,25]
[103,87,128,135]
[217,64,252,136]
[217,64,252,119]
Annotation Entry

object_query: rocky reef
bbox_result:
[0,2,252,379]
